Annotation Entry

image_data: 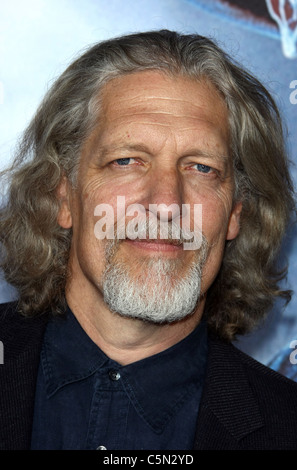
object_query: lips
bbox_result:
[122,237,185,254]
[128,238,183,246]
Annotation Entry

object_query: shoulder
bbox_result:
[268,345,297,382]
[208,335,297,418]
[197,335,297,448]
[0,302,48,450]
[211,335,297,393]
[232,341,297,392]
[0,300,19,319]
[0,301,48,361]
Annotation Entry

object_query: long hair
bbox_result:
[0,30,295,340]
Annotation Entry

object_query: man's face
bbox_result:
[58,71,241,323]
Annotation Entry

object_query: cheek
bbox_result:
[196,189,233,245]
[200,240,226,295]
[83,172,147,206]
[197,192,234,293]
[202,207,229,245]
[82,182,152,243]
[75,184,139,247]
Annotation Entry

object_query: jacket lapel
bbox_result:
[194,337,264,449]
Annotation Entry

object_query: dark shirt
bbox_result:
[31,307,207,450]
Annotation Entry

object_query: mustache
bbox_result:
[104,217,208,261]
[110,217,201,244]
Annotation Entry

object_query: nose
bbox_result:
[146,169,183,223]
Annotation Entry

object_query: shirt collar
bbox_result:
[41,307,208,433]
[41,310,109,396]
[120,321,208,432]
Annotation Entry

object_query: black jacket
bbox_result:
[1,301,297,450]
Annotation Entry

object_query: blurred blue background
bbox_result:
[0,0,296,370]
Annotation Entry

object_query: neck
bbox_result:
[66,290,205,365]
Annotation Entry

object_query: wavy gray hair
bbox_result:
[0,30,295,340]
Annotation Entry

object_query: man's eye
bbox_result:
[113,158,135,166]
[194,163,213,174]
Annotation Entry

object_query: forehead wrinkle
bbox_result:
[95,117,230,157]
[113,92,228,117]
[116,95,206,106]
[106,114,225,131]
[111,104,222,120]
[122,110,218,119]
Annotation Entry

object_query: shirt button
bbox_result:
[97,445,107,450]
[109,369,121,381]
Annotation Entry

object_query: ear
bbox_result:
[226,201,242,241]
[56,176,73,229]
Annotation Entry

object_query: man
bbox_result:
[0,30,297,450]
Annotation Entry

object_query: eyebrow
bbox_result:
[98,143,152,160]
[181,148,230,162]
[97,143,230,164]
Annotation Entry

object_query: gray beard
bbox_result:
[102,236,208,324]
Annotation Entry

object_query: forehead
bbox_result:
[84,70,230,157]
[100,70,228,123]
